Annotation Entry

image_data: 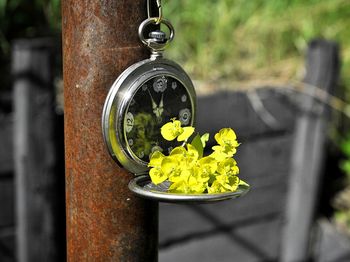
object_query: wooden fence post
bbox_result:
[13,39,64,262]
[62,1,158,261]
[281,40,339,262]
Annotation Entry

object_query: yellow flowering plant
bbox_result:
[148,119,249,194]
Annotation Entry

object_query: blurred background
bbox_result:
[1,0,350,261]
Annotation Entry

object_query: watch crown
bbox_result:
[148,30,167,44]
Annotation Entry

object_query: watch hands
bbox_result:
[157,94,164,117]
[148,89,157,110]
[153,94,164,120]
[148,89,164,120]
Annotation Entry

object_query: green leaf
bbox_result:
[341,138,350,157]
[200,133,209,148]
[340,160,350,176]
[191,134,204,158]
[239,179,250,188]
[0,0,7,18]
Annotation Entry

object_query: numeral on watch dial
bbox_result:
[125,112,134,133]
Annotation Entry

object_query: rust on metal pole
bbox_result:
[62,1,158,261]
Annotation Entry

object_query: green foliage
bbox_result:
[2,0,350,87]
[0,0,61,90]
[340,136,350,180]
[336,136,350,234]
[163,0,350,86]
[149,120,247,194]
[334,210,350,235]
[0,0,60,54]
[191,134,204,158]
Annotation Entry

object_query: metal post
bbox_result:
[13,39,63,262]
[281,40,339,262]
[62,1,158,261]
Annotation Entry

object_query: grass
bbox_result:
[162,0,350,91]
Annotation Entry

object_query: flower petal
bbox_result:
[161,120,183,141]
[148,151,165,168]
[161,122,178,141]
[177,126,195,141]
[149,168,167,185]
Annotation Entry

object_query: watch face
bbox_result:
[124,75,193,162]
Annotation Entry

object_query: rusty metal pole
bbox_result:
[62,1,158,261]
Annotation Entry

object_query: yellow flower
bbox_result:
[168,180,187,193]
[227,175,240,191]
[149,151,168,185]
[161,119,194,141]
[186,144,199,166]
[177,126,195,141]
[161,157,179,177]
[198,157,217,173]
[149,120,244,194]
[161,120,183,141]
[169,146,187,160]
[194,156,217,183]
[207,180,227,194]
[169,173,206,194]
[168,168,190,187]
[211,128,239,159]
[217,158,239,176]
[148,151,165,168]
[209,149,228,161]
[215,128,238,147]
[161,156,188,183]
[187,175,207,193]
[207,174,239,193]
[149,167,167,185]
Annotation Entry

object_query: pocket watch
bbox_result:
[102,17,196,174]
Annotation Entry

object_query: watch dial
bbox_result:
[124,75,193,162]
